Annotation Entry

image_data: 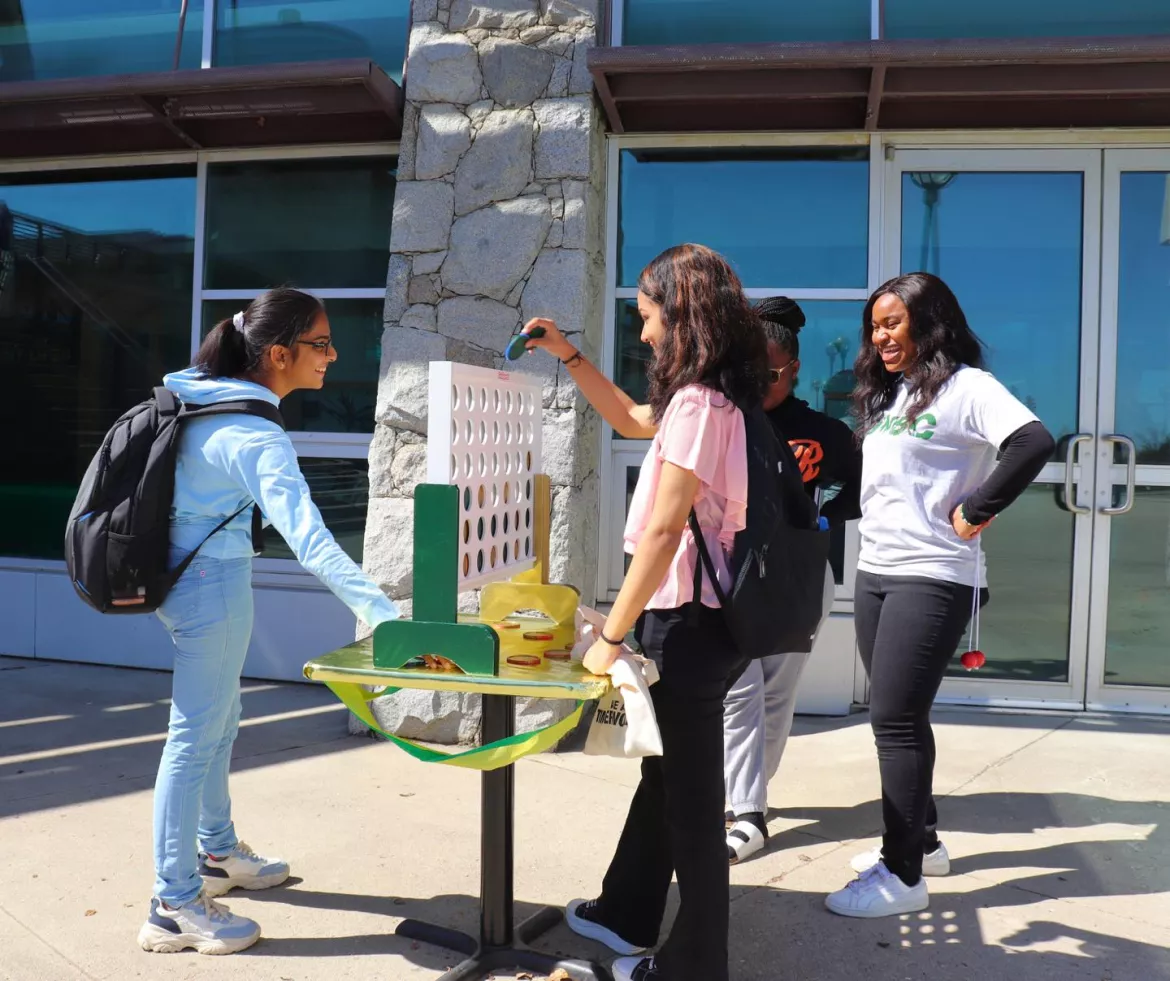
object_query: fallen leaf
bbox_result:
[85,910,97,917]
[550,971,572,981]
[877,940,890,948]
[399,792,415,798]
[518,974,534,980]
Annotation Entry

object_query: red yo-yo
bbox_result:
[960,650,986,670]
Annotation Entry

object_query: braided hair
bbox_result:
[756,296,806,359]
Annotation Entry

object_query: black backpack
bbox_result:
[64,386,285,615]
[690,405,832,658]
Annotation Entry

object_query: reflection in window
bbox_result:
[901,171,1082,445]
[203,298,381,434]
[263,458,370,563]
[948,484,1074,683]
[214,0,409,81]
[0,168,196,558]
[612,298,862,429]
[885,0,1170,39]
[622,0,869,45]
[619,148,869,288]
[1116,173,1170,465]
[1104,487,1170,688]
[0,0,204,83]
[204,157,396,290]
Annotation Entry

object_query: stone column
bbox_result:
[356,0,606,743]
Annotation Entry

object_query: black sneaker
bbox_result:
[613,956,664,981]
[564,898,646,955]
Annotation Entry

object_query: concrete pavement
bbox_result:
[2,654,1169,981]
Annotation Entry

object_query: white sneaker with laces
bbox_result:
[825,862,929,918]
[137,891,260,954]
[199,840,290,897]
[850,841,951,876]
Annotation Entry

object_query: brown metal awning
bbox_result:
[588,35,1170,133]
[0,59,403,159]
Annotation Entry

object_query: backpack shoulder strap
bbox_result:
[180,399,286,431]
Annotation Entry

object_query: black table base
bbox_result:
[396,692,611,981]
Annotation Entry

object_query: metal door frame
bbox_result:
[881,147,1103,710]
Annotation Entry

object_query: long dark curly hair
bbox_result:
[852,272,985,434]
[639,244,769,421]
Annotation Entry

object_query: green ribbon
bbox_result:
[328,681,584,771]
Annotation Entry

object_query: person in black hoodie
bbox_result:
[722,296,862,863]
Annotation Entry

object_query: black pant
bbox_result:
[854,570,988,887]
[594,606,744,981]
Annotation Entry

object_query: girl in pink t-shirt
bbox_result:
[520,244,768,981]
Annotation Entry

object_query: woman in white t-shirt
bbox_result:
[825,272,1054,919]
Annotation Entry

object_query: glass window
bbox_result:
[204,157,396,290]
[619,148,870,289]
[885,0,1170,39]
[202,298,382,433]
[0,0,204,83]
[613,298,862,417]
[900,171,1083,444]
[0,168,196,559]
[1115,172,1170,465]
[622,0,870,45]
[262,457,370,563]
[214,0,409,81]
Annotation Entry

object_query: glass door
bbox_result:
[1086,151,1170,712]
[882,149,1103,709]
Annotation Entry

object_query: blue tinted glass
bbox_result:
[0,168,196,558]
[623,0,870,45]
[0,0,204,81]
[619,149,869,288]
[263,458,370,563]
[215,0,409,81]
[613,298,862,418]
[901,171,1083,442]
[203,299,382,434]
[886,0,1170,38]
[1116,173,1170,465]
[204,157,396,289]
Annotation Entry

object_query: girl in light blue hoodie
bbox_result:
[138,287,399,956]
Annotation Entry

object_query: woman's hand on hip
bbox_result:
[521,317,576,361]
[950,503,992,540]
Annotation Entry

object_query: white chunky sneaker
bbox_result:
[851,841,951,877]
[137,891,260,954]
[825,862,929,919]
[199,841,290,897]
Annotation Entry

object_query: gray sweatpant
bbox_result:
[723,564,835,816]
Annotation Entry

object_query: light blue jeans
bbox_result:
[153,551,253,906]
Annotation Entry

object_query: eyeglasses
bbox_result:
[768,362,795,383]
[296,338,333,353]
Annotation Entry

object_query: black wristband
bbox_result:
[599,630,622,646]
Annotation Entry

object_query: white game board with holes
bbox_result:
[426,362,544,592]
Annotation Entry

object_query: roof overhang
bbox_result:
[0,59,403,159]
[588,35,1170,133]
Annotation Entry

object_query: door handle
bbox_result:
[1101,434,1137,516]
[1063,433,1092,515]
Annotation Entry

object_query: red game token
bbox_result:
[523,631,554,641]
[507,654,540,667]
[543,650,571,662]
[494,621,520,630]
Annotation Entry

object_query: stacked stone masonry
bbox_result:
[357,0,605,742]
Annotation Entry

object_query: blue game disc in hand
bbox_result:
[505,325,545,361]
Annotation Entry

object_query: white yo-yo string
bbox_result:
[965,536,982,653]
